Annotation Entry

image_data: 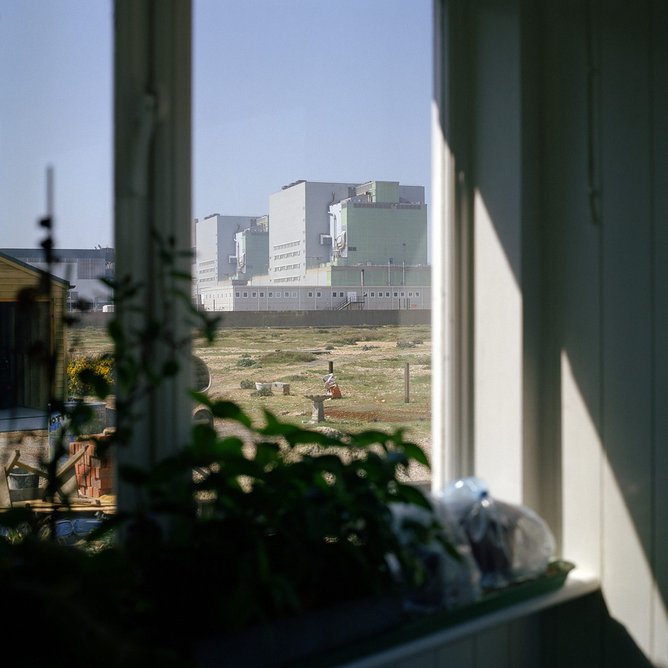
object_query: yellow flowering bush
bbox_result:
[67,354,114,398]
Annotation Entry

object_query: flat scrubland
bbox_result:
[69,324,432,484]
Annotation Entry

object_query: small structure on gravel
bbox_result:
[304,395,330,423]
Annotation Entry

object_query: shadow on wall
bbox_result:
[541,591,654,668]
[439,0,666,662]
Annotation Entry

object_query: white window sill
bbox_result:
[337,569,600,668]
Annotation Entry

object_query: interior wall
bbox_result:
[541,0,668,663]
[435,0,668,663]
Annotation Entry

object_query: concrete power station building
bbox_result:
[194,214,268,287]
[196,180,430,312]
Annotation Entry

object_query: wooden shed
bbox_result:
[0,252,69,412]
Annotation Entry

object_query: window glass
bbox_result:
[1,2,112,252]
[0,2,113,475]
[194,0,432,487]
[1,1,113,317]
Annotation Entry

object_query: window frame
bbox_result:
[115,0,452,510]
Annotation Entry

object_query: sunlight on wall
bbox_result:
[602,447,654,655]
[602,451,654,656]
[655,595,668,667]
[562,351,668,662]
[560,351,602,575]
[430,98,451,491]
[473,190,522,504]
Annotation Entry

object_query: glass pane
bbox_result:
[194,0,433,486]
[0,1,113,504]
[0,1,112,252]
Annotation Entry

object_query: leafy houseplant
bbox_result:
[1,400,445,666]
[0,223,451,666]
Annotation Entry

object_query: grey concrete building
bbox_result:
[268,180,357,284]
[194,214,258,289]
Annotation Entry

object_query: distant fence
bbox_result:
[73,309,431,329]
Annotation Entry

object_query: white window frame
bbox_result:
[431,0,548,519]
[115,0,463,514]
[114,0,193,511]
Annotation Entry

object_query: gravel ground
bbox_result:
[1,430,50,468]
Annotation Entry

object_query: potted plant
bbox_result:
[0,228,450,666]
[0,395,448,666]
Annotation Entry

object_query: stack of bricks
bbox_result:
[69,432,114,498]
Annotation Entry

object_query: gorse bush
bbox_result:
[259,350,317,365]
[67,354,114,397]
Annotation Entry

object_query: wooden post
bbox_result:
[404,362,410,403]
[328,361,334,374]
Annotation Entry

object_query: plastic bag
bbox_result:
[438,477,556,590]
[389,501,482,613]
[322,373,342,398]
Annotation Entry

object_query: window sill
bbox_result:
[331,565,600,668]
[195,563,599,668]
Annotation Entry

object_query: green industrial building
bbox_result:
[329,181,428,269]
[196,179,430,312]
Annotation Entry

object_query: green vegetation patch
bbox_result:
[260,350,317,365]
[285,373,309,381]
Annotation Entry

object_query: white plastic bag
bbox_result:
[390,501,482,613]
[437,477,556,590]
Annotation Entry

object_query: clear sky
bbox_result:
[0,0,432,250]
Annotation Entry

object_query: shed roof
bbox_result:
[0,250,71,289]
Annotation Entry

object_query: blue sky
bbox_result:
[0,0,432,249]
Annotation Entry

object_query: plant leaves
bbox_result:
[118,464,150,486]
[394,483,431,510]
[209,400,251,426]
[401,442,430,468]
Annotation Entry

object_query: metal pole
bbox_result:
[404,362,410,403]
[328,361,334,374]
